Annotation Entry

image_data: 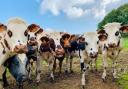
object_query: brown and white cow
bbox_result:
[97,22,128,82]
[80,32,99,88]
[24,24,43,83]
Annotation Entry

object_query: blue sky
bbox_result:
[0,0,128,34]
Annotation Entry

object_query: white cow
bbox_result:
[0,18,28,89]
[97,22,128,82]
[80,32,99,88]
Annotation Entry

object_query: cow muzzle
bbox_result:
[14,45,28,53]
[89,52,98,58]
[55,45,65,55]
[108,43,117,48]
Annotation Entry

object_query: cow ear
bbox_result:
[35,28,43,36]
[7,30,12,38]
[120,25,128,33]
[97,29,106,35]
[98,35,107,41]
[24,30,28,36]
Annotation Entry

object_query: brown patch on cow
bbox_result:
[27,24,40,32]
[97,30,108,41]
[0,24,7,32]
[24,30,28,36]
[78,37,85,43]
[120,25,128,33]
[35,28,43,35]
[98,35,107,41]
[40,36,49,45]
[4,39,10,50]
[97,30,106,35]
[7,30,13,38]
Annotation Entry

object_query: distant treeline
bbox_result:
[98,3,128,37]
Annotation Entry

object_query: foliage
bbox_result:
[98,3,128,30]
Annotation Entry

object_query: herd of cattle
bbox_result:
[0,17,128,89]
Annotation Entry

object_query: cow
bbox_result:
[0,18,29,89]
[97,22,128,82]
[35,31,65,83]
[60,33,82,74]
[79,32,99,89]
[24,24,43,83]
[3,54,28,89]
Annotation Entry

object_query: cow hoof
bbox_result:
[36,81,40,86]
[81,85,85,89]
[64,70,69,75]
[3,83,9,87]
[50,77,54,83]
[102,78,106,83]
[112,78,117,82]
[28,79,33,84]
[70,70,74,74]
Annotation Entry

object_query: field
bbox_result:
[5,37,128,89]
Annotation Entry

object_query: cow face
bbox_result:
[7,18,28,53]
[25,24,43,46]
[83,32,99,58]
[98,23,128,48]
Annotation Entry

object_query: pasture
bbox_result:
[4,37,128,89]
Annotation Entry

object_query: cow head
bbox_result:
[98,22,128,48]
[61,33,71,48]
[6,18,28,53]
[24,24,43,46]
[83,32,99,58]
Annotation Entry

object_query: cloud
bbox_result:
[40,0,122,19]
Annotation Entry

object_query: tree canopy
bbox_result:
[98,3,128,29]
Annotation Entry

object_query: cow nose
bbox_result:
[30,37,36,41]
[56,45,62,48]
[90,52,93,56]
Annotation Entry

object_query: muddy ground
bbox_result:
[5,51,128,89]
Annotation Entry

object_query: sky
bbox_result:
[0,0,128,34]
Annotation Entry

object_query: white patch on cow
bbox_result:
[17,54,27,75]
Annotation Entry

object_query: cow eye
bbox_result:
[97,41,99,44]
[85,42,88,46]
[115,31,119,36]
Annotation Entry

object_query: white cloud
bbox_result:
[40,0,122,19]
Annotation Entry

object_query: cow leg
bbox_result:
[65,55,70,74]
[0,65,5,89]
[59,59,63,74]
[48,56,55,82]
[81,63,89,89]
[36,58,41,84]
[2,69,9,87]
[70,56,73,73]
[102,51,108,82]
[112,60,117,81]
[53,58,57,74]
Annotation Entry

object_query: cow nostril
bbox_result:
[90,48,92,50]
[90,52,93,56]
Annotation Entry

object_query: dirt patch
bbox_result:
[5,51,128,89]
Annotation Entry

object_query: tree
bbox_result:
[98,3,128,29]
